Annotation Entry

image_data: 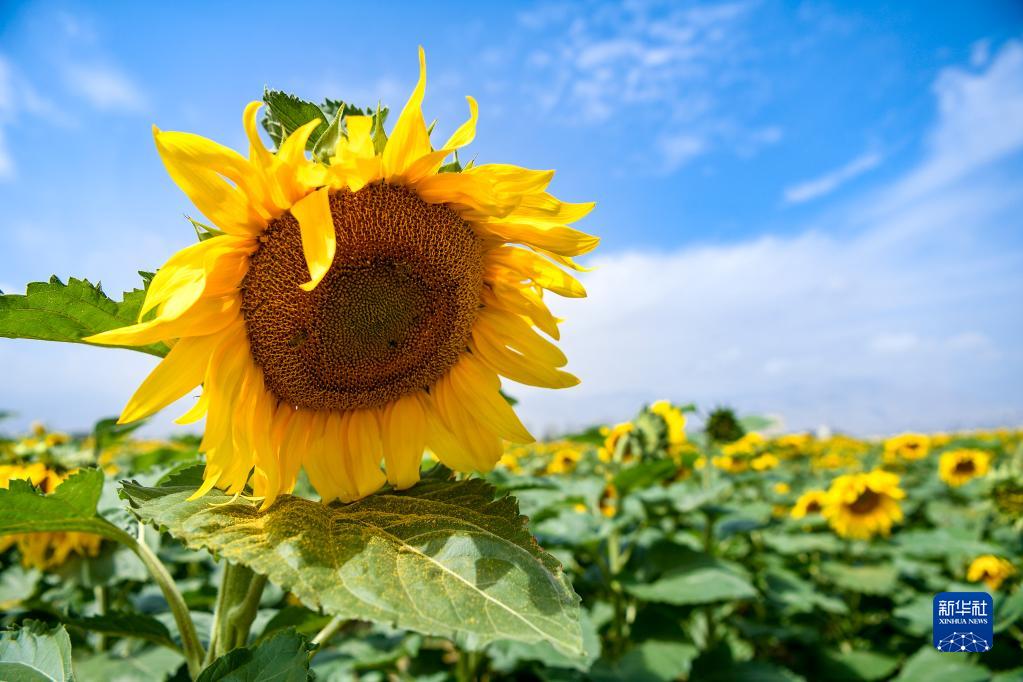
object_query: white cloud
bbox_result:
[783,151,883,204]
[517,0,773,172]
[508,40,1023,436]
[63,63,146,111]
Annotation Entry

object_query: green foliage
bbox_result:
[0,275,166,357]
[120,471,584,657]
[260,89,389,162]
[705,407,745,444]
[197,630,312,682]
[0,620,75,682]
[64,611,177,651]
[0,468,114,538]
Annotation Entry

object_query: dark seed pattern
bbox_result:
[241,183,484,410]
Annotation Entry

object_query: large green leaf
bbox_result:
[197,629,311,682]
[0,620,75,682]
[591,640,699,682]
[73,647,183,682]
[0,469,119,539]
[120,475,584,656]
[820,562,899,596]
[0,276,166,357]
[818,650,900,681]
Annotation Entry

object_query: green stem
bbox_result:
[93,585,108,652]
[209,562,267,659]
[702,512,718,649]
[124,528,205,678]
[310,615,346,655]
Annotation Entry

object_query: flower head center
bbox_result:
[848,489,882,515]
[954,459,977,474]
[241,184,484,411]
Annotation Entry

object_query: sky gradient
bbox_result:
[1,1,1022,437]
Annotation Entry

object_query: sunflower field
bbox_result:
[1,50,1021,682]
[1,404,1022,681]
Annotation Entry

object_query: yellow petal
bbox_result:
[382,47,430,179]
[154,128,266,235]
[447,355,533,444]
[474,220,599,257]
[85,294,241,347]
[176,388,210,425]
[402,96,479,182]
[381,392,427,489]
[486,247,587,298]
[118,333,221,424]
[291,187,336,291]
[343,409,387,502]
[470,331,579,389]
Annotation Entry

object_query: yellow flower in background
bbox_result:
[712,455,749,473]
[883,433,930,462]
[649,400,687,452]
[772,433,812,458]
[939,449,990,487]
[599,482,618,518]
[967,555,1015,591]
[84,49,596,508]
[823,469,905,540]
[546,447,582,474]
[599,422,634,462]
[773,482,791,495]
[751,453,780,471]
[0,464,102,570]
[790,490,828,519]
[722,432,765,457]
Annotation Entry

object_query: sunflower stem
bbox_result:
[310,615,346,655]
[210,561,267,660]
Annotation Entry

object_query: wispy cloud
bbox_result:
[783,151,883,204]
[517,0,780,172]
[511,39,1023,435]
[62,63,146,111]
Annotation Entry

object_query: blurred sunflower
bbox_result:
[85,49,596,507]
[0,464,102,569]
[599,422,634,463]
[822,469,905,540]
[546,447,583,475]
[883,433,930,462]
[939,449,990,487]
[712,454,749,474]
[790,489,827,519]
[967,555,1015,591]
[751,453,780,471]
[649,400,687,453]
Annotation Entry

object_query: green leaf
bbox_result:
[120,477,584,656]
[592,640,699,682]
[197,629,312,682]
[613,460,678,495]
[818,650,901,681]
[761,532,842,555]
[260,90,328,152]
[996,589,1023,633]
[65,611,177,651]
[0,620,75,682]
[0,468,114,539]
[625,558,756,606]
[0,565,40,610]
[820,562,899,596]
[893,646,988,682]
[0,276,166,357]
[371,103,389,154]
[74,647,183,682]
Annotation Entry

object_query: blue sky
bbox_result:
[1,1,1022,436]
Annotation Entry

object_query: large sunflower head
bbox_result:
[939,448,991,487]
[85,49,596,508]
[822,469,905,540]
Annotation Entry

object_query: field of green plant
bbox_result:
[2,403,1021,681]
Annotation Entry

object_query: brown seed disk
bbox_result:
[241,183,484,411]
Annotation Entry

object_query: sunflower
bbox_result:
[822,469,905,539]
[711,454,749,474]
[545,446,583,475]
[649,400,687,453]
[790,489,827,519]
[750,453,779,471]
[967,555,1015,591]
[0,464,103,569]
[599,422,634,463]
[883,433,930,462]
[938,448,990,487]
[85,49,596,507]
